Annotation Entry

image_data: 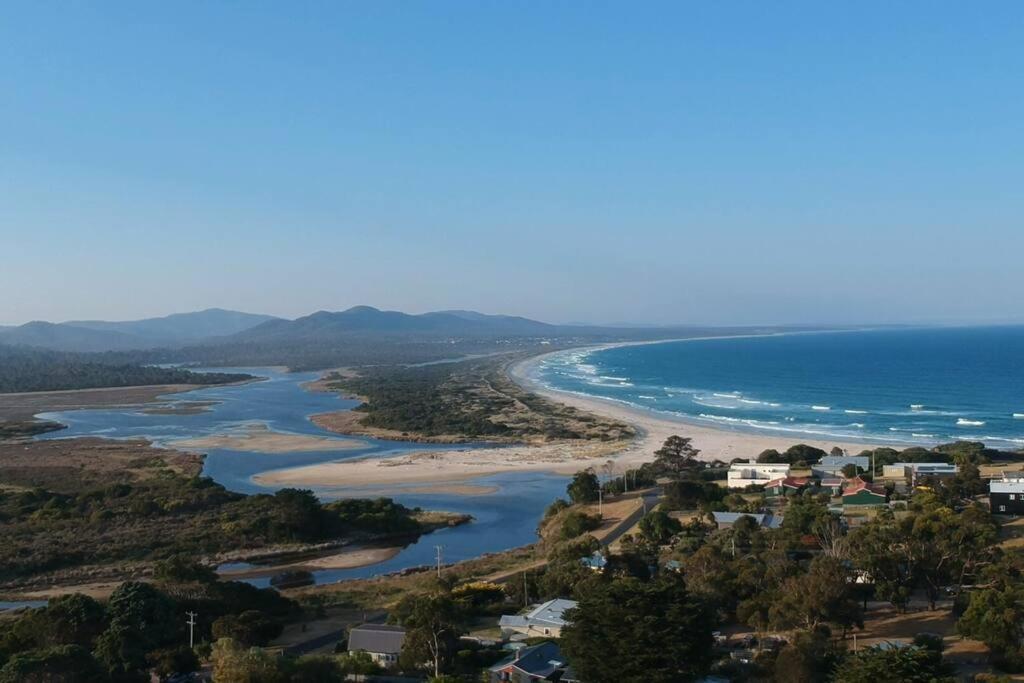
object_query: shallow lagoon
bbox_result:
[35,367,566,585]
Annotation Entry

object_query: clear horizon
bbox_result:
[3,3,1023,327]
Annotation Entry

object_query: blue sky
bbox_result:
[2,2,1022,326]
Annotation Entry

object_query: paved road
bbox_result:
[600,489,661,547]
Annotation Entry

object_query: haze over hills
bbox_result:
[0,308,278,353]
[229,306,557,342]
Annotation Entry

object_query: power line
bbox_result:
[186,611,198,648]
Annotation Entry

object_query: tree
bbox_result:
[663,479,725,510]
[639,509,682,545]
[393,592,465,677]
[561,574,715,683]
[832,645,955,683]
[146,645,200,678]
[212,611,283,647]
[0,645,107,683]
[653,436,701,476]
[768,557,862,635]
[560,510,601,539]
[96,582,180,681]
[841,463,860,479]
[153,554,218,584]
[290,654,345,681]
[958,583,1024,671]
[210,638,286,683]
[336,650,380,675]
[567,470,600,504]
[772,627,840,683]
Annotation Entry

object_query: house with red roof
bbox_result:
[764,476,811,497]
[841,476,887,508]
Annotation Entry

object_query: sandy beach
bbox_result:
[173,422,365,454]
[254,347,881,494]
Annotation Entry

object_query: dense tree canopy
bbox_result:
[561,574,714,683]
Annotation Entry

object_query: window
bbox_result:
[1000,505,1007,512]
[1012,494,1017,500]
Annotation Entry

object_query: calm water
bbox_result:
[534,326,1024,449]
[33,368,566,585]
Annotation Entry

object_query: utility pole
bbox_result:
[186,611,197,648]
[434,545,444,578]
[598,486,603,516]
[523,572,529,608]
[731,536,736,559]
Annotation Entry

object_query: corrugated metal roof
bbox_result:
[348,624,405,655]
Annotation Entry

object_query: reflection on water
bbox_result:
[34,368,564,585]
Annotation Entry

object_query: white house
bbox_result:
[499,598,577,638]
[727,461,790,488]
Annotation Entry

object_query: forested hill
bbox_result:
[0,344,250,393]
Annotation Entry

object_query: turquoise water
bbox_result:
[534,327,1024,450]
[33,368,567,585]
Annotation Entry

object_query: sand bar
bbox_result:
[173,422,365,454]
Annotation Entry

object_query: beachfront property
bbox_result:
[488,641,569,683]
[499,599,577,639]
[727,461,791,488]
[764,476,811,497]
[711,511,783,530]
[820,477,844,495]
[841,477,888,508]
[990,476,1024,515]
[812,455,870,478]
[347,623,406,666]
[881,462,958,485]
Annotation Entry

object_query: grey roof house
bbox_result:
[499,598,577,638]
[812,455,869,477]
[347,623,406,666]
[711,511,783,530]
[489,641,569,683]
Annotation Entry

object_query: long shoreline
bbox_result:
[256,337,885,493]
[506,346,880,464]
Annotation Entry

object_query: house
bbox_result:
[488,641,569,683]
[580,551,607,571]
[347,623,406,666]
[820,477,844,495]
[812,455,869,478]
[711,511,783,530]
[499,599,577,638]
[727,461,790,488]
[841,477,887,508]
[990,477,1024,515]
[881,462,958,485]
[764,476,810,497]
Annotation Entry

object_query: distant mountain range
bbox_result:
[0,305,819,357]
[230,306,557,342]
[0,309,279,352]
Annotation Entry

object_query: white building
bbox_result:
[499,598,577,638]
[727,461,791,489]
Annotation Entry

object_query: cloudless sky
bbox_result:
[2,2,1022,326]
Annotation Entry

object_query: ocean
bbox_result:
[534,326,1024,450]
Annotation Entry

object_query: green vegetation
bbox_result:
[561,574,715,683]
[324,356,635,441]
[0,420,64,439]
[0,344,249,393]
[0,565,297,682]
[0,440,453,587]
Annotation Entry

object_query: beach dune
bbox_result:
[253,353,879,494]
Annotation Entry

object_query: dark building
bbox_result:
[990,477,1024,515]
